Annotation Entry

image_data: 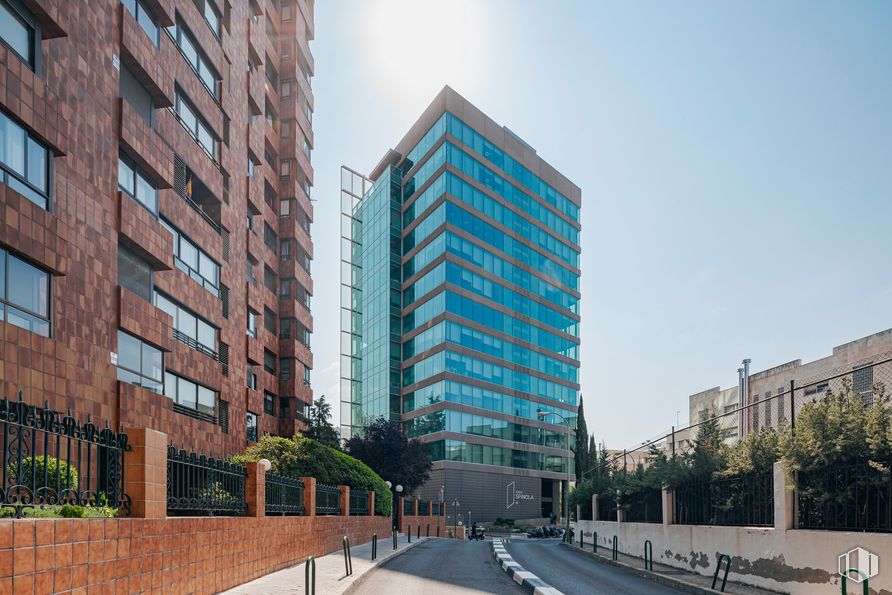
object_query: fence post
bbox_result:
[773,461,793,531]
[398,496,405,533]
[368,490,375,516]
[123,427,168,518]
[789,379,796,432]
[301,477,317,516]
[429,500,434,517]
[592,494,599,521]
[245,461,267,517]
[412,498,419,516]
[661,488,673,525]
[339,485,350,516]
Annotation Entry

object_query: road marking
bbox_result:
[491,539,565,595]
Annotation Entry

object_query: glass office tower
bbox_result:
[341,87,581,521]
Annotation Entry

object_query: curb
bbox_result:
[558,542,728,595]
[492,539,564,595]
[342,536,429,594]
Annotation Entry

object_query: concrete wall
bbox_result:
[577,463,891,594]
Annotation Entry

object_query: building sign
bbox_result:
[506,481,535,509]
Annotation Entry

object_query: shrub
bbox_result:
[7,455,79,493]
[59,504,86,518]
[233,434,392,516]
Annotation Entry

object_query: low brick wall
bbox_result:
[1,514,391,594]
[396,497,446,537]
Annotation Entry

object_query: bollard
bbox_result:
[392,529,397,550]
[840,570,869,595]
[342,536,353,576]
[593,531,597,554]
[416,525,420,539]
[305,556,316,595]
[712,553,732,592]
[580,529,584,548]
[371,533,378,561]
[426,523,430,537]
[408,525,412,543]
[612,536,618,561]
[437,524,440,537]
[644,539,653,571]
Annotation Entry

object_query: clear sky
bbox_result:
[308,0,892,448]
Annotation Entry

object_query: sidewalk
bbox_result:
[222,533,429,595]
[561,542,782,594]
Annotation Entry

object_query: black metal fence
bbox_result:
[349,489,369,515]
[674,472,774,527]
[797,461,892,532]
[167,445,246,516]
[597,493,617,521]
[315,483,341,515]
[0,394,131,517]
[418,500,429,516]
[625,488,663,523]
[403,498,414,516]
[266,473,305,516]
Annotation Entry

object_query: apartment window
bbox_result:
[279,317,291,339]
[246,411,258,442]
[280,121,290,139]
[161,219,219,297]
[281,82,291,98]
[263,350,276,375]
[116,331,163,393]
[279,199,291,219]
[0,110,50,209]
[853,365,875,405]
[246,363,257,389]
[303,136,311,160]
[264,307,276,334]
[281,4,291,20]
[263,265,276,292]
[279,160,291,178]
[279,398,291,419]
[202,0,221,38]
[119,66,153,125]
[247,258,257,285]
[264,223,277,249]
[304,102,313,125]
[280,239,291,261]
[164,371,216,418]
[118,244,152,302]
[174,91,216,159]
[279,357,292,380]
[154,291,217,358]
[168,22,220,99]
[118,155,157,214]
[0,0,38,68]
[803,382,829,397]
[247,309,257,337]
[303,364,311,386]
[280,279,291,298]
[121,0,159,46]
[263,392,275,415]
[0,248,50,336]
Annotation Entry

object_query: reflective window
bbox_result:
[120,65,154,125]
[118,154,157,214]
[1,248,50,336]
[164,370,216,417]
[247,309,257,337]
[203,0,221,37]
[160,219,219,296]
[246,411,258,442]
[0,0,36,67]
[0,111,50,209]
[116,331,163,393]
[154,291,217,358]
[174,92,216,159]
[167,22,220,99]
[121,0,159,46]
[118,244,152,302]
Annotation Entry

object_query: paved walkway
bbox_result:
[222,533,428,595]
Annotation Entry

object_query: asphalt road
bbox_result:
[348,539,526,595]
[505,539,686,595]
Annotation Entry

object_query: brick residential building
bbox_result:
[0,0,315,458]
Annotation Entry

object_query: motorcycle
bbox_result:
[467,526,485,541]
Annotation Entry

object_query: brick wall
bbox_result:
[0,514,391,594]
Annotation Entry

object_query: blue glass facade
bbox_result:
[342,91,580,518]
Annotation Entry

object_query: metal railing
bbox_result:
[403,498,414,516]
[315,483,341,515]
[349,489,368,515]
[266,473,305,515]
[597,493,617,521]
[173,329,218,361]
[797,461,892,532]
[625,488,663,523]
[674,472,774,527]
[0,393,131,517]
[167,445,246,516]
[418,500,430,516]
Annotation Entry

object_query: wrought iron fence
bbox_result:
[597,493,617,521]
[315,483,341,515]
[624,488,663,523]
[418,500,430,516]
[403,498,414,516]
[265,473,304,516]
[674,472,774,527]
[0,394,131,517]
[349,489,369,515]
[167,445,246,516]
[797,461,892,532]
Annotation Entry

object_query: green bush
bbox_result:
[58,504,86,518]
[232,434,393,516]
[7,456,79,492]
[0,504,117,518]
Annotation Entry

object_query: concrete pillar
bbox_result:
[301,476,316,516]
[339,485,350,516]
[412,498,419,516]
[428,500,434,517]
[773,461,794,531]
[123,427,167,519]
[592,494,599,521]
[245,462,266,517]
[663,488,675,525]
[368,490,375,516]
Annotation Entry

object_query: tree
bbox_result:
[345,417,432,496]
[574,397,589,480]
[304,396,340,450]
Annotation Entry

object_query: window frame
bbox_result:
[0,110,52,210]
[164,370,217,419]
[173,90,217,160]
[263,392,275,415]
[0,0,39,71]
[154,290,218,359]
[116,330,163,394]
[117,153,158,215]
[160,218,220,297]
[122,0,160,47]
[0,248,51,337]
[167,21,221,100]
[202,0,221,39]
[246,411,258,442]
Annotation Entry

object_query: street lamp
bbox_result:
[385,481,403,531]
[451,498,460,538]
[538,410,572,537]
